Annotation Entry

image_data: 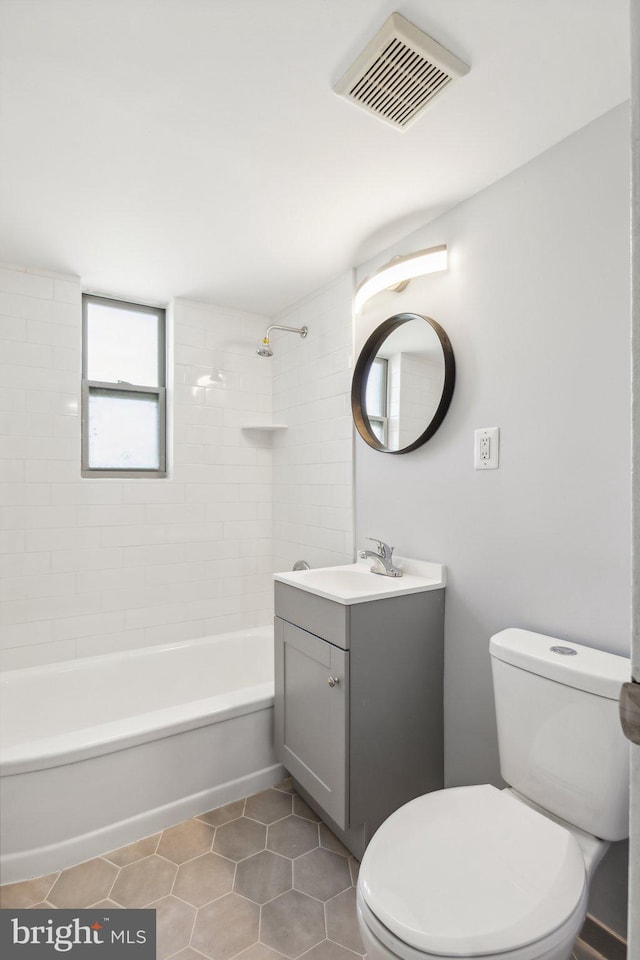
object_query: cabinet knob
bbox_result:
[327,676,340,687]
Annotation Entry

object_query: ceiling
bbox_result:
[0,0,630,316]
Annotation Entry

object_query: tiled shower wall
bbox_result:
[0,263,276,669]
[272,273,354,572]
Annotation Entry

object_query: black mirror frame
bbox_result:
[351,312,455,454]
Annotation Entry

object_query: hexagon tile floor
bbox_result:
[0,779,366,960]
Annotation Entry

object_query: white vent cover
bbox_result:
[334,13,469,130]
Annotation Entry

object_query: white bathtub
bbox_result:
[0,626,284,884]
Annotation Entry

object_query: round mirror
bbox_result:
[352,313,455,454]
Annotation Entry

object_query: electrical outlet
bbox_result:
[474,427,499,469]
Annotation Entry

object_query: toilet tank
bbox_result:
[490,629,630,841]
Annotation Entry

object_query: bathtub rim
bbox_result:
[1,624,274,777]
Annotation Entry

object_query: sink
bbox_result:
[273,557,446,605]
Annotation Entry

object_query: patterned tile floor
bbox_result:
[0,778,611,960]
[0,778,366,960]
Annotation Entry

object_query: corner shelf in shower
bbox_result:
[241,423,288,431]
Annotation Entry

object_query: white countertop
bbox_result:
[273,556,446,605]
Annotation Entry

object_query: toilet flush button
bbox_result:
[550,645,577,656]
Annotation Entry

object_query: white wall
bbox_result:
[354,104,631,934]
[0,272,275,668]
[272,273,354,572]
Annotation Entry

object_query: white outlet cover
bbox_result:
[474,427,500,469]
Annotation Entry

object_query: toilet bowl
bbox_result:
[356,629,630,960]
[357,784,597,960]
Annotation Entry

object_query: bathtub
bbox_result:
[0,626,284,884]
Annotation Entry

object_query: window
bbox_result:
[365,356,388,445]
[82,294,166,478]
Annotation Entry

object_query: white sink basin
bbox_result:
[273,557,446,605]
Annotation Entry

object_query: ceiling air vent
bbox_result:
[334,13,469,131]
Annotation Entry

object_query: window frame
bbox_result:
[367,356,389,446]
[81,294,167,479]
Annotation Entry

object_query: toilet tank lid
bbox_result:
[490,629,629,700]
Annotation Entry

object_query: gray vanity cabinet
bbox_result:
[274,580,444,858]
[275,619,348,828]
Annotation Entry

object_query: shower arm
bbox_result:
[263,324,308,341]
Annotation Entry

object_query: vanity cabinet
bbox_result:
[274,580,444,858]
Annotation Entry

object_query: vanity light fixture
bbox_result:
[354,244,447,313]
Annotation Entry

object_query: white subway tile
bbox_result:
[120,543,192,567]
[0,339,53,369]
[0,315,27,340]
[1,411,53,437]
[24,460,79,483]
[144,561,206,585]
[188,597,234,620]
[176,404,227,428]
[237,484,272,503]
[53,414,79,439]
[0,267,55,299]
[1,505,78,530]
[54,611,125,641]
[175,324,208,348]
[1,435,77,460]
[1,572,75,601]
[78,504,144,527]
[205,502,257,522]
[222,465,271,485]
[319,506,352,532]
[0,364,78,394]
[0,291,47,321]
[101,525,167,547]
[145,503,205,525]
[54,278,80,303]
[165,522,224,543]
[0,529,26,553]
[0,639,76,670]
[0,387,26,412]
[101,582,170,612]
[27,320,79,347]
[144,620,207,647]
[25,593,102,623]
[174,442,205,464]
[0,598,26,624]
[76,567,146,595]
[185,483,240,503]
[52,547,123,572]
[0,552,50,578]
[185,424,225,446]
[26,528,102,552]
[52,345,79,371]
[75,629,146,659]
[0,619,53,649]
[51,483,123,505]
[0,483,50,505]
[173,383,206,406]
[122,482,186,504]
[223,519,271,540]
[51,300,80,326]
[125,602,187,630]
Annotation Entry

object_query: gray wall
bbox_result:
[354,104,631,935]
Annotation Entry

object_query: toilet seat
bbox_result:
[359,785,587,958]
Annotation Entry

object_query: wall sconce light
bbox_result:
[354,244,448,313]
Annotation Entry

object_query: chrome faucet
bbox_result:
[359,538,402,577]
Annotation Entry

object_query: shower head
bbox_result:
[257,339,274,358]
[256,324,308,358]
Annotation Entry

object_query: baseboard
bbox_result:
[579,915,627,960]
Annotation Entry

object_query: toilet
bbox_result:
[357,628,630,960]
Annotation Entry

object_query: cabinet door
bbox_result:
[275,618,348,829]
